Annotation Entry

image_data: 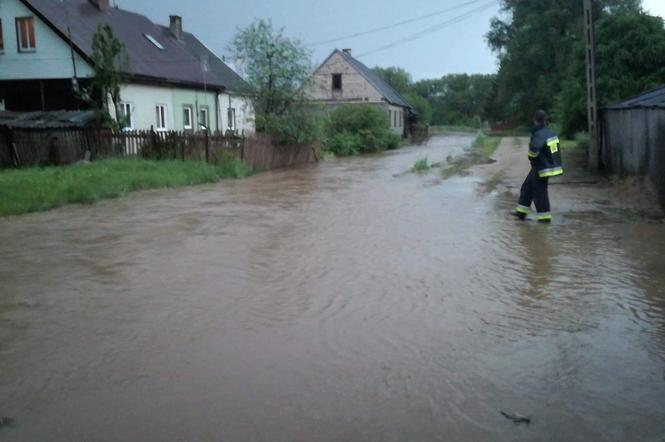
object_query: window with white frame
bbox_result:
[16,17,36,52]
[199,107,209,130]
[155,104,168,131]
[120,102,134,130]
[227,108,236,130]
[183,105,193,130]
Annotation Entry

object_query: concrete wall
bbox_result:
[601,108,665,206]
[303,52,406,136]
[0,0,93,80]
[219,93,255,135]
[303,51,384,103]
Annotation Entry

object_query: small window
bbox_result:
[16,17,36,52]
[183,105,193,130]
[155,104,167,130]
[394,110,397,127]
[0,19,5,53]
[120,102,134,130]
[144,33,164,50]
[388,110,392,125]
[227,108,236,130]
[332,73,342,91]
[199,107,209,130]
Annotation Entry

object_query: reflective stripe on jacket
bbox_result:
[529,125,563,178]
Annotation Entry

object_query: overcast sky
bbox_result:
[116,0,665,81]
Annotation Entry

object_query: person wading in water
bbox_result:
[514,110,563,222]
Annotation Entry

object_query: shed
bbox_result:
[0,110,101,167]
[600,86,665,207]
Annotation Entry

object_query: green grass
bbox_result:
[412,156,430,173]
[442,133,501,179]
[0,157,252,217]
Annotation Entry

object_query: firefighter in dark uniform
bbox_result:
[514,110,563,222]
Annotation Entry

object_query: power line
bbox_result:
[307,0,489,47]
[356,1,497,58]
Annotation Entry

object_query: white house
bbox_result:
[302,48,413,136]
[0,0,255,134]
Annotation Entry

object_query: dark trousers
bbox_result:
[518,168,550,214]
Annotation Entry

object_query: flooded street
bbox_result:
[1,134,665,441]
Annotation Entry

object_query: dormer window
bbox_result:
[16,17,36,52]
[144,33,164,50]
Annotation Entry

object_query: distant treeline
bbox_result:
[375,0,665,136]
[373,67,495,128]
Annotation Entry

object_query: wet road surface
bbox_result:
[1,135,664,441]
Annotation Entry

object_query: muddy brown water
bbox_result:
[1,135,664,441]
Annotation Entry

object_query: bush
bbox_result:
[257,107,322,146]
[325,133,361,156]
[324,105,400,155]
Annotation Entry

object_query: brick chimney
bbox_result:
[170,15,183,41]
[89,0,110,10]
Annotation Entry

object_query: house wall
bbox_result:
[303,51,406,136]
[171,88,218,131]
[111,83,224,132]
[219,93,255,135]
[601,108,665,207]
[303,51,384,103]
[0,0,93,80]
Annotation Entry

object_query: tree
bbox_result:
[88,24,128,126]
[229,19,312,119]
[485,0,644,126]
[556,10,665,135]
[372,66,412,95]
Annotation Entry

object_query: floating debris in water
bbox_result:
[501,411,531,424]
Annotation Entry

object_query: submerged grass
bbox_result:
[442,133,501,179]
[412,156,430,173]
[0,157,252,217]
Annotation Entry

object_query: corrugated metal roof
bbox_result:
[337,50,412,110]
[0,110,100,128]
[22,0,225,89]
[604,85,665,110]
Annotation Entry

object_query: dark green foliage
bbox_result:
[372,66,412,94]
[412,74,495,126]
[324,105,400,155]
[84,25,129,127]
[257,107,321,145]
[556,11,665,135]
[485,0,663,133]
[372,67,495,126]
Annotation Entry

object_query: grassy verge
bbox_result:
[0,157,252,217]
[441,133,501,179]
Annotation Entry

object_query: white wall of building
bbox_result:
[219,93,255,135]
[0,0,93,80]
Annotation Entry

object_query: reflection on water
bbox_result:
[1,135,664,441]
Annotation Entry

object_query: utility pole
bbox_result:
[583,0,599,169]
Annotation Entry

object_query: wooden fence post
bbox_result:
[205,130,210,163]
